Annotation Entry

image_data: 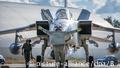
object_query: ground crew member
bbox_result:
[38,26,81,68]
[22,39,32,68]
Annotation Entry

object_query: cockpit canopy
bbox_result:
[55,8,72,20]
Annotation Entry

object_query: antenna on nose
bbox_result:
[64,0,67,8]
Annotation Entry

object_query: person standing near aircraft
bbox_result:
[38,26,81,68]
[22,39,32,68]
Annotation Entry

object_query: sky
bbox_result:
[0,0,120,20]
[0,0,120,13]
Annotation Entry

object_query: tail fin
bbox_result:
[41,9,53,23]
[77,9,90,20]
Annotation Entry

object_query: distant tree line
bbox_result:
[104,16,120,28]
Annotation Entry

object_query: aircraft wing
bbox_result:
[90,13,120,32]
[92,23,120,32]
[1,1,120,36]
[0,23,35,35]
[0,1,56,35]
[77,9,120,43]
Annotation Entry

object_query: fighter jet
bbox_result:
[0,0,120,62]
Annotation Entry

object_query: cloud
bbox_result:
[92,0,107,12]
[92,0,107,7]
[49,0,62,6]
[0,0,34,3]
[31,0,50,5]
[0,0,21,2]
[96,0,120,13]
[2,0,120,13]
[49,0,79,8]
[116,0,120,3]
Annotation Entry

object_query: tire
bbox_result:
[36,55,41,62]
[50,50,55,59]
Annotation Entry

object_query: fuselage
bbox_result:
[49,8,79,46]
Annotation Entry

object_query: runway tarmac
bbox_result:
[2,67,119,68]
[1,64,120,68]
